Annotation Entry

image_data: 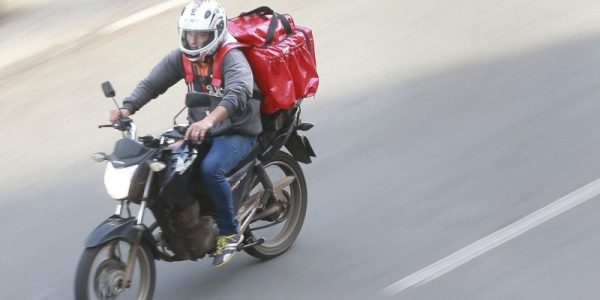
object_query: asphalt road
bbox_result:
[2,1,600,299]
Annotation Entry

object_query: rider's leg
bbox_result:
[199,134,256,266]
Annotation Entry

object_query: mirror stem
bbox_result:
[111,97,123,118]
[173,106,186,125]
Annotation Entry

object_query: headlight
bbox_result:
[104,164,139,200]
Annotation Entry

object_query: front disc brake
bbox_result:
[94,258,127,299]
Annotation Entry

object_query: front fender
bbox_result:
[84,216,155,254]
[84,216,138,247]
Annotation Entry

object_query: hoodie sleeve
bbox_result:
[122,50,184,113]
[217,48,254,116]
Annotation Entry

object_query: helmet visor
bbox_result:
[181,29,217,52]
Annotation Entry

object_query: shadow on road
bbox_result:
[2,30,600,300]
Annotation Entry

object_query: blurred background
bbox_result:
[2,0,600,299]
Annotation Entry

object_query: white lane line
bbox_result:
[382,177,600,296]
[1,1,188,72]
[98,0,189,35]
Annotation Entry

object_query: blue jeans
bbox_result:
[199,134,256,236]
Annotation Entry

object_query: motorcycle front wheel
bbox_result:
[244,151,308,260]
[74,239,155,300]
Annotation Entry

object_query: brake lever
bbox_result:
[162,129,186,140]
[164,125,192,141]
[174,125,189,136]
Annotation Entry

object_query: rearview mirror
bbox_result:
[101,81,116,98]
[185,92,221,108]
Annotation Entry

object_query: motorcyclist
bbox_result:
[109,0,262,267]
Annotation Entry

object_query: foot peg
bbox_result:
[238,237,265,251]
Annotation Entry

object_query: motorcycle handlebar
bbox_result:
[161,125,188,140]
[98,117,133,131]
[98,120,211,144]
[162,125,211,143]
[174,125,188,136]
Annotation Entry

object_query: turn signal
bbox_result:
[150,161,166,172]
[91,152,107,162]
[297,122,315,131]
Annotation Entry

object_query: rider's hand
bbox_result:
[109,108,131,124]
[184,106,228,143]
[185,118,215,143]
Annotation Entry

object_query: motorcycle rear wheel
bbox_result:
[74,239,155,300]
[244,151,308,260]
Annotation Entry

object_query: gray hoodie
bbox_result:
[122,48,262,136]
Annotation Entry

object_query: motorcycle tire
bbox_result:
[74,239,156,300]
[244,150,308,260]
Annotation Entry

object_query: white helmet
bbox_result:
[178,0,227,62]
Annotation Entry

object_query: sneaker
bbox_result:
[213,233,244,267]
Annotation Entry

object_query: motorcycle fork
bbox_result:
[123,170,155,287]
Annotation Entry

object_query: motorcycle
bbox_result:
[74,81,316,299]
